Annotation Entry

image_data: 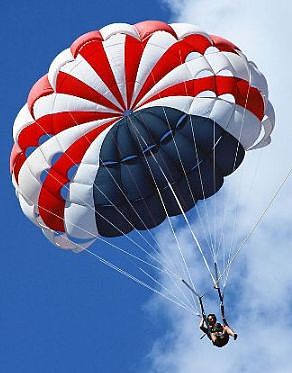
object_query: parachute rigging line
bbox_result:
[34,101,186,285]
[127,113,200,310]
[209,53,253,286]
[177,48,216,257]
[222,61,253,281]
[22,189,197,313]
[23,110,199,313]
[149,61,216,261]
[34,110,164,261]
[128,90,221,292]
[130,112,216,285]
[30,111,178,278]
[139,267,195,311]
[84,248,196,314]
[97,124,181,275]
[219,165,292,285]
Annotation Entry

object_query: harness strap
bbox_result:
[182,279,212,338]
[214,263,229,326]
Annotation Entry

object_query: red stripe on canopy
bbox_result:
[138,76,265,120]
[38,120,116,232]
[78,39,126,110]
[132,34,217,108]
[56,71,122,112]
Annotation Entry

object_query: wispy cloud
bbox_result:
[144,1,292,372]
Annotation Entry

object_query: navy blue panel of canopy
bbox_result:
[93,106,245,237]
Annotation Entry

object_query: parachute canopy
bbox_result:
[10,21,275,251]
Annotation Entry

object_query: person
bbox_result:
[200,313,237,347]
[181,278,237,347]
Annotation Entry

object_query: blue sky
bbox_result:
[2,1,292,373]
[0,1,172,372]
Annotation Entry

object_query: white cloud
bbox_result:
[144,1,292,372]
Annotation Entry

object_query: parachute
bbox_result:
[10,21,275,313]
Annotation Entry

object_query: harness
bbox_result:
[181,278,230,347]
[210,323,224,334]
[210,322,229,347]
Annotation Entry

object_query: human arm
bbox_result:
[223,325,238,340]
[199,317,209,334]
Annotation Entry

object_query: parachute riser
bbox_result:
[213,263,229,326]
[181,279,207,319]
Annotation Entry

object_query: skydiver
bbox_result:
[198,288,238,348]
[199,313,237,348]
[181,279,237,347]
